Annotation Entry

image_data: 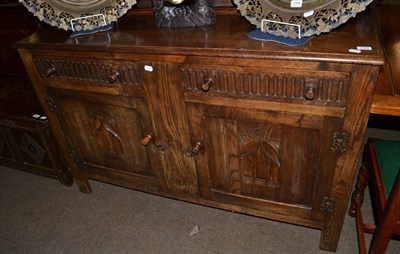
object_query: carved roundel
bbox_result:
[233,0,373,38]
[19,0,137,31]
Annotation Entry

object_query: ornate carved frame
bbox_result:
[233,0,374,38]
[18,0,137,31]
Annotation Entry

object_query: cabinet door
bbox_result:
[46,87,166,191]
[187,102,343,224]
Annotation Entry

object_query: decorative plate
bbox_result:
[19,0,137,31]
[233,0,373,38]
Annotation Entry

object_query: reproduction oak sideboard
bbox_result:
[15,9,384,252]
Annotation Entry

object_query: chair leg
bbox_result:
[369,172,400,254]
[349,162,369,217]
[349,162,370,254]
[355,204,368,254]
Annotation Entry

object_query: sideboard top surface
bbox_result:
[16,9,384,65]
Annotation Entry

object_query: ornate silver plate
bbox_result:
[233,0,373,38]
[19,0,137,31]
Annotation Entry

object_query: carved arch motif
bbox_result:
[240,138,281,189]
[236,122,282,199]
[88,113,124,156]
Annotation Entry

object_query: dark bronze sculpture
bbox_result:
[151,0,215,28]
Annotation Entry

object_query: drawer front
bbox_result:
[181,65,350,107]
[32,56,144,95]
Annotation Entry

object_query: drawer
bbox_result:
[181,64,350,108]
[32,56,144,96]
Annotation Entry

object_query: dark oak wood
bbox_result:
[16,8,383,252]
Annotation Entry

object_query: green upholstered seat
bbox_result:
[374,139,400,196]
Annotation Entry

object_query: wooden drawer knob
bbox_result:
[45,66,56,77]
[201,78,213,92]
[141,134,153,146]
[305,84,317,100]
[107,72,120,84]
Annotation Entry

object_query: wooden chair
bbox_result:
[349,139,400,253]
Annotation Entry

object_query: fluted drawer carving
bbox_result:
[33,57,143,86]
[181,66,350,106]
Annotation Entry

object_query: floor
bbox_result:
[0,127,399,254]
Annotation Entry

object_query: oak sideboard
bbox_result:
[16,9,384,252]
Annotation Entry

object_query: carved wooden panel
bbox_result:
[186,102,327,212]
[216,119,318,205]
[181,65,350,106]
[33,57,143,86]
[18,132,46,164]
[46,87,159,183]
[0,118,72,184]
[208,119,285,200]
[189,104,321,200]
[1,120,52,168]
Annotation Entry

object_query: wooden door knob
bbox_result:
[305,84,317,100]
[141,134,153,146]
[201,78,213,92]
[107,71,120,84]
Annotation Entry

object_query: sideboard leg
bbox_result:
[348,162,369,217]
[76,178,92,193]
[319,226,340,252]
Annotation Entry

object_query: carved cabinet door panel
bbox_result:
[186,102,344,224]
[45,87,167,192]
